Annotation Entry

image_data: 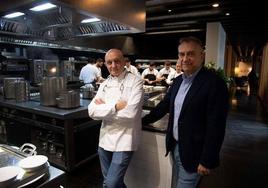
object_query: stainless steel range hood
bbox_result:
[0,0,145,50]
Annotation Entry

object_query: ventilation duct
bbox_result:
[0,0,145,49]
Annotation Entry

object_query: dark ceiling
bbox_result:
[145,0,268,59]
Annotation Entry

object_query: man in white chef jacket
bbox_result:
[88,49,144,188]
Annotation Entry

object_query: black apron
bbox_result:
[161,73,169,87]
[144,74,156,86]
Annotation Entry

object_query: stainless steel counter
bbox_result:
[0,96,99,172]
[0,144,65,188]
[0,96,91,120]
[142,110,168,133]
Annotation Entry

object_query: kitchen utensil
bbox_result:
[14,80,30,102]
[80,85,95,99]
[3,77,24,99]
[153,86,167,93]
[56,89,80,109]
[0,166,21,187]
[40,77,66,106]
[18,155,48,172]
[143,85,154,92]
[49,144,56,155]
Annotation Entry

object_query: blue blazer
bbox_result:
[142,67,229,172]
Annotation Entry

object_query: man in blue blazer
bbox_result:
[142,36,229,188]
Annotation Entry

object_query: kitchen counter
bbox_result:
[0,96,100,172]
[142,110,168,133]
[0,144,65,188]
[0,96,91,120]
[126,111,171,188]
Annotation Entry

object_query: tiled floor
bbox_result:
[66,89,268,188]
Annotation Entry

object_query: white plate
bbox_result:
[0,166,21,184]
[18,155,48,172]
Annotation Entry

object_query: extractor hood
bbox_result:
[0,0,145,50]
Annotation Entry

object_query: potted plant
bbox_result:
[204,61,235,99]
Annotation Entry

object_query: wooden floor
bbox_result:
[66,89,268,188]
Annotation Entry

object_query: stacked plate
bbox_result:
[0,166,21,187]
[18,155,48,172]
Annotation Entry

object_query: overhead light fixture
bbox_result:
[30,3,57,11]
[81,18,101,23]
[168,9,172,13]
[225,12,230,16]
[145,29,203,35]
[4,12,25,18]
[212,3,219,8]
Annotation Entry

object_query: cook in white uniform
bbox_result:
[124,57,140,76]
[79,57,101,87]
[166,61,183,85]
[141,61,159,85]
[88,49,144,188]
[94,58,105,83]
[157,61,176,86]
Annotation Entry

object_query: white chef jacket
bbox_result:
[157,67,176,78]
[141,68,158,78]
[95,64,102,77]
[88,70,144,152]
[79,64,100,85]
[166,71,183,85]
[125,65,140,76]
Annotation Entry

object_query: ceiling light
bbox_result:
[168,9,172,13]
[145,29,203,35]
[4,12,25,18]
[30,3,57,11]
[212,3,219,8]
[81,18,101,23]
[225,12,230,16]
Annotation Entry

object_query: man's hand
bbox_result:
[115,100,127,111]
[94,98,105,105]
[197,164,210,176]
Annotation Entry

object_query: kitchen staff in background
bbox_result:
[166,60,183,85]
[95,58,105,83]
[142,36,229,188]
[141,61,159,86]
[79,57,101,87]
[135,62,143,75]
[124,57,140,76]
[157,60,176,87]
[88,49,144,188]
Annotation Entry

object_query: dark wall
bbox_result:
[131,31,206,59]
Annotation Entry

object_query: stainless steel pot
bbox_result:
[40,77,66,106]
[14,80,29,102]
[80,86,95,99]
[56,90,80,109]
[3,77,24,99]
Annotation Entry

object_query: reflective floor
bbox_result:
[200,89,268,188]
[66,88,268,188]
